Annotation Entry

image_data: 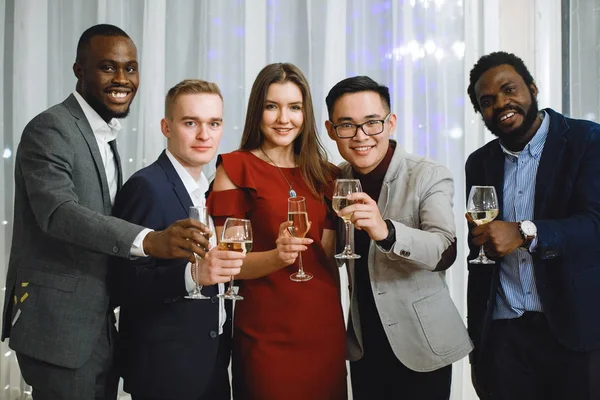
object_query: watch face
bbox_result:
[521,221,537,236]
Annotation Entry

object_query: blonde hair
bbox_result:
[165,79,223,118]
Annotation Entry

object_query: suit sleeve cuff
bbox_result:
[130,228,153,258]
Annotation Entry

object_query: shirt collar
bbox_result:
[500,110,549,159]
[165,149,209,201]
[72,91,122,142]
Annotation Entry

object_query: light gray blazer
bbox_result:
[1,94,143,368]
[342,141,473,372]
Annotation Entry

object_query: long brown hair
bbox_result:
[240,63,336,199]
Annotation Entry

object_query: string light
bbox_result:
[384,40,463,62]
[451,41,465,59]
[449,127,463,139]
[2,148,11,159]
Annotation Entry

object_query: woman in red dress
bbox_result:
[207,63,346,400]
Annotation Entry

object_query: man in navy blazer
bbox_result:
[465,51,600,400]
[111,79,245,400]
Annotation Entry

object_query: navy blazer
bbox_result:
[466,108,600,366]
[111,151,229,399]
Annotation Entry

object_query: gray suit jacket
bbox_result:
[2,94,144,368]
[342,141,473,372]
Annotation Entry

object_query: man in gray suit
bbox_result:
[1,24,211,399]
[325,76,472,399]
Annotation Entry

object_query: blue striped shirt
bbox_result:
[493,111,549,320]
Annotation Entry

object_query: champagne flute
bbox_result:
[467,185,499,264]
[333,179,363,259]
[185,205,211,300]
[218,218,252,300]
[288,196,313,282]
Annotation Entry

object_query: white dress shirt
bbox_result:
[165,150,226,334]
[72,91,151,257]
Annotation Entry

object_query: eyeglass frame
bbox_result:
[330,112,392,139]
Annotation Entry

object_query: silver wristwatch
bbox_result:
[518,220,537,250]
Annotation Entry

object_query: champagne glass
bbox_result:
[333,179,363,259]
[467,186,499,264]
[185,205,211,300]
[218,218,252,300]
[288,196,313,282]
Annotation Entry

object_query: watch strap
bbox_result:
[376,219,396,250]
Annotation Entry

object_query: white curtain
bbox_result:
[568,0,600,121]
[1,0,481,399]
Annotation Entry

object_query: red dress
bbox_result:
[207,151,347,400]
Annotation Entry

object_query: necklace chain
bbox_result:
[260,147,297,198]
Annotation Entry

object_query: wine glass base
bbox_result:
[335,253,361,259]
[290,272,313,282]
[218,293,244,301]
[184,294,211,300]
[469,257,495,265]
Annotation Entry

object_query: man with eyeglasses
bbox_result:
[325,76,472,400]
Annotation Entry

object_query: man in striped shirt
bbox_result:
[465,51,600,400]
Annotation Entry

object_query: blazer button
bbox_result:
[209,330,218,339]
[211,296,218,304]
[112,246,119,253]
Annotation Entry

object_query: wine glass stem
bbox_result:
[478,245,486,259]
[193,254,200,295]
[344,221,353,254]
[227,276,234,295]
[297,251,304,276]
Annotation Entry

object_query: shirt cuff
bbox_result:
[184,262,196,293]
[529,236,539,252]
[130,228,153,258]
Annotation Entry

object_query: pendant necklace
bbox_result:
[260,147,297,198]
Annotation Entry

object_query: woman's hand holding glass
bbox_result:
[275,220,313,269]
[286,196,314,282]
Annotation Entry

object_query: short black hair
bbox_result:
[325,76,391,120]
[76,24,130,63]
[467,51,535,113]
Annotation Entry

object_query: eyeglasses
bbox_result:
[331,113,392,139]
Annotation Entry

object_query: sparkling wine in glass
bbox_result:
[333,179,363,259]
[467,185,499,264]
[218,218,252,300]
[288,196,313,282]
[185,205,211,300]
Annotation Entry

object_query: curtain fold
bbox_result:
[0,1,485,399]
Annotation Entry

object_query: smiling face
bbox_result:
[162,93,223,179]
[474,64,540,148]
[326,90,396,175]
[73,35,139,122]
[260,81,304,150]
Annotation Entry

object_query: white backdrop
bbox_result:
[0,0,568,399]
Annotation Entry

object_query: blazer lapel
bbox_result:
[157,151,193,215]
[64,95,112,212]
[534,109,568,218]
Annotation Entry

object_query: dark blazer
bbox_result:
[2,94,143,368]
[465,108,600,393]
[111,151,229,399]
